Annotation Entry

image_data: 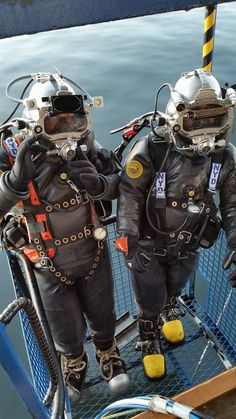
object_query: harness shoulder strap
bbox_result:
[148,134,168,209]
[148,132,168,172]
[208,149,226,193]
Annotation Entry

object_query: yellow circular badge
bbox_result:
[126,160,143,179]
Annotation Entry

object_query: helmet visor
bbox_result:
[44,112,88,135]
[183,113,228,132]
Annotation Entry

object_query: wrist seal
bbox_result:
[0,171,29,201]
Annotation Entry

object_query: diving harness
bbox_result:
[111,77,236,245]
[0,72,109,285]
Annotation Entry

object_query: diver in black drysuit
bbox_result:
[116,68,236,380]
[0,72,130,403]
[0,134,130,396]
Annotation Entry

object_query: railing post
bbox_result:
[0,322,50,419]
[202,4,217,71]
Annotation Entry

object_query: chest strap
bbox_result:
[6,142,105,285]
[22,221,104,287]
[154,150,225,210]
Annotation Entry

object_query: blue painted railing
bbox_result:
[0,322,50,419]
[0,0,235,39]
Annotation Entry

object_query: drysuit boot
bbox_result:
[136,318,166,380]
[61,348,88,407]
[95,338,130,395]
[161,297,185,344]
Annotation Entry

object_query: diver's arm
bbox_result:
[220,148,236,248]
[0,137,29,219]
[220,147,236,286]
[0,134,53,219]
[89,172,120,201]
[87,146,122,201]
[0,171,29,219]
[117,137,152,237]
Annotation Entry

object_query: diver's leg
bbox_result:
[34,268,88,403]
[34,267,87,355]
[166,251,200,299]
[79,244,129,395]
[161,251,200,344]
[131,256,167,380]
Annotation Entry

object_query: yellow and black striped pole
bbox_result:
[202,4,217,72]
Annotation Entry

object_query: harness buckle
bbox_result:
[177,231,192,244]
[75,193,81,205]
[178,251,189,259]
[84,225,92,238]
[152,248,167,256]
[80,191,89,205]
[39,255,54,269]
[11,206,24,218]
[98,240,104,250]
[199,202,206,214]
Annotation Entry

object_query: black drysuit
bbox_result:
[0,138,120,356]
[117,130,236,322]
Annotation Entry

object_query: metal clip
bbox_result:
[66,178,80,193]
[80,191,89,205]
[39,256,54,269]
[75,193,81,205]
[66,179,88,204]
[199,202,206,214]
[152,248,167,256]
[177,231,192,244]
[178,251,189,259]
[84,225,92,238]
[23,216,32,244]
[98,240,104,249]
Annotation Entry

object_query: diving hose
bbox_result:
[95,395,213,419]
[178,296,233,372]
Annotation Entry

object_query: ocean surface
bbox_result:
[0,3,236,418]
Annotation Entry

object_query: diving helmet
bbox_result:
[21,72,103,153]
[165,69,235,156]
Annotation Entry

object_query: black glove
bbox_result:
[222,249,236,287]
[69,153,105,196]
[8,134,53,191]
[115,235,152,273]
